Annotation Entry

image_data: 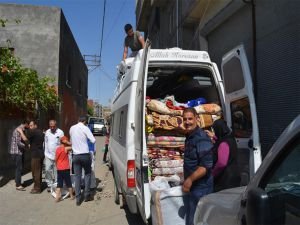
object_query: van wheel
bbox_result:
[114,179,120,205]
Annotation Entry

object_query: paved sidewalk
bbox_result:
[0,136,144,225]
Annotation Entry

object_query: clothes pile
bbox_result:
[146,95,222,182]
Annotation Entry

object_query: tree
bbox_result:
[87,103,94,116]
[0,47,60,116]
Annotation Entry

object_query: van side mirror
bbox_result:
[246,187,286,225]
[246,188,271,225]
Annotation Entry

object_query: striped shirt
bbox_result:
[9,126,25,155]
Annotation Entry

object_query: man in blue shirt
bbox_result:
[182,108,213,225]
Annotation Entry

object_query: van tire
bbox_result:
[114,179,120,205]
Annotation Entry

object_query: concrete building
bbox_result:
[93,102,111,121]
[94,102,103,118]
[102,106,111,121]
[0,4,88,175]
[0,3,88,129]
[136,0,300,156]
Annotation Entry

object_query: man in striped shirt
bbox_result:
[9,119,30,191]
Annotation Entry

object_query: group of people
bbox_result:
[182,108,240,225]
[8,24,237,221]
[9,116,99,206]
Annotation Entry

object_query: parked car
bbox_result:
[88,117,106,136]
[194,114,300,225]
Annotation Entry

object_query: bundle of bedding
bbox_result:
[147,134,185,147]
[147,147,184,160]
[146,96,222,183]
[146,97,222,130]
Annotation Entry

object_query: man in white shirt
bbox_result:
[69,116,96,206]
[44,120,64,191]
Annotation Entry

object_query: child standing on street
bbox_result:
[55,136,74,202]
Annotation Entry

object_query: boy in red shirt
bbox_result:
[55,136,74,202]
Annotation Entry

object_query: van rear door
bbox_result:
[134,40,151,222]
[221,45,262,180]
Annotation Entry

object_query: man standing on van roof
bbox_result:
[182,108,213,225]
[69,116,96,206]
[122,23,145,60]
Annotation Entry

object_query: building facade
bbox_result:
[0,4,88,170]
[136,0,300,156]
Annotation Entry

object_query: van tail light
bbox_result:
[127,160,136,188]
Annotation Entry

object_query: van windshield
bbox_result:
[89,118,104,124]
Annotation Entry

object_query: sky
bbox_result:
[0,0,136,106]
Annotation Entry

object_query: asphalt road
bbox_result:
[0,136,145,225]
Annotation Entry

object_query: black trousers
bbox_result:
[31,157,43,191]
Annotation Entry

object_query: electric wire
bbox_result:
[103,0,127,44]
[99,0,107,63]
[100,67,117,82]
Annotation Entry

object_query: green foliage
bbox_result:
[0,48,60,114]
[0,19,8,27]
[87,104,94,116]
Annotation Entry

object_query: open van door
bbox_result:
[221,45,262,180]
[134,40,151,223]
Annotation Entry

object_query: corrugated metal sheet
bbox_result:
[206,0,300,156]
[256,22,300,155]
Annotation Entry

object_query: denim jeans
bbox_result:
[11,154,23,187]
[73,154,91,200]
[184,185,213,225]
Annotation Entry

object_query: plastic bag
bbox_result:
[149,176,170,194]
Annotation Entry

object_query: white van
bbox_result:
[109,42,261,223]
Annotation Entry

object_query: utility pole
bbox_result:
[83,54,100,72]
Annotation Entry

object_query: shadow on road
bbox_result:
[23,178,33,187]
[123,205,147,225]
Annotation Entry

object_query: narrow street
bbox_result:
[0,136,144,225]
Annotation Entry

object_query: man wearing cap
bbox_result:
[44,119,64,192]
[122,23,145,60]
[69,116,96,206]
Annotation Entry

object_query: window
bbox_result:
[111,104,128,147]
[231,98,252,138]
[89,117,104,124]
[260,138,300,224]
[223,56,245,94]
[119,111,124,138]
